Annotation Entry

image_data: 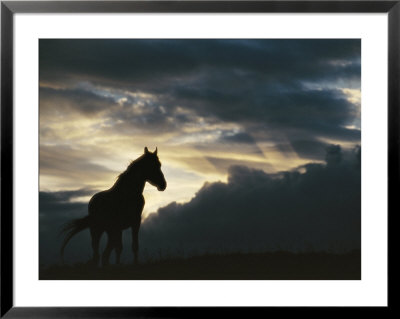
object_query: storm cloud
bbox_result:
[40,39,360,87]
[140,145,361,256]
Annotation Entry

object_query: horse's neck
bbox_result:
[114,171,146,196]
[131,177,146,194]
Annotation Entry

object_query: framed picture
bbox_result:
[1,0,395,316]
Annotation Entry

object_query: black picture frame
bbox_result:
[1,0,396,317]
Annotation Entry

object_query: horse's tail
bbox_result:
[59,216,90,263]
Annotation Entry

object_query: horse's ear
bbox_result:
[154,147,158,155]
[144,147,149,154]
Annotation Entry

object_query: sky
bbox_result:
[39,39,361,264]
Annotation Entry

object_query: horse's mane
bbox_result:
[113,155,146,189]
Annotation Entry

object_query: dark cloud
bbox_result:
[40,39,360,88]
[39,189,96,228]
[170,82,359,136]
[39,189,93,265]
[140,145,361,256]
[325,144,343,165]
[39,145,361,265]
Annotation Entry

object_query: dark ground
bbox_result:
[39,250,361,280]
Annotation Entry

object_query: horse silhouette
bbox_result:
[60,147,167,266]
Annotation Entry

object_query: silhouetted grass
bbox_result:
[39,250,361,280]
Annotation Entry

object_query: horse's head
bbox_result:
[143,147,167,191]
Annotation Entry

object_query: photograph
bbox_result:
[38,39,362,280]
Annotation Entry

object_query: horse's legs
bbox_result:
[131,222,140,265]
[90,227,101,266]
[102,231,114,267]
[114,230,123,265]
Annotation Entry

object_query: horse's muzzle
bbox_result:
[157,182,167,191]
